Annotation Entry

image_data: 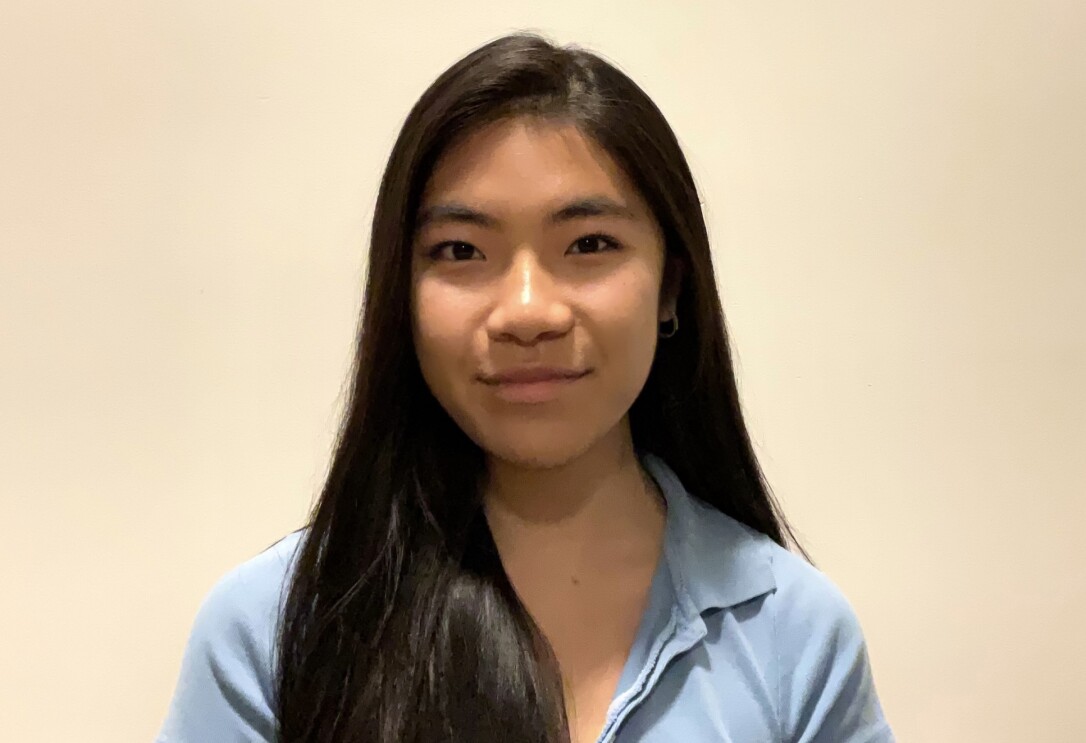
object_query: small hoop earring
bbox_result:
[658,315,679,338]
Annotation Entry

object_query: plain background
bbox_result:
[2,2,1083,741]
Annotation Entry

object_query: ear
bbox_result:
[658,254,684,320]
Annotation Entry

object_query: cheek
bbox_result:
[412,282,476,382]
[612,308,660,394]
[583,272,661,361]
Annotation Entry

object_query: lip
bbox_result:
[482,366,590,385]
[479,366,591,404]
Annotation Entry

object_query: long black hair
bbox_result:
[275,31,806,743]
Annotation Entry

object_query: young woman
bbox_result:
[157,32,894,743]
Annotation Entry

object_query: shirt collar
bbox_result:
[641,453,777,619]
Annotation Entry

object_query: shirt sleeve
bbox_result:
[775,557,895,743]
[155,567,279,743]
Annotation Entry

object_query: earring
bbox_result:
[658,315,679,338]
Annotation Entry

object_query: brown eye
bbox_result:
[568,234,621,255]
[429,241,482,261]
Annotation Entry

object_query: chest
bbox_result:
[502,545,663,741]
[540,593,649,743]
[595,619,780,743]
[558,629,633,743]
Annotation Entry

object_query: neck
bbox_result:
[482,423,665,581]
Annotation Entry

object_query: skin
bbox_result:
[410,116,679,743]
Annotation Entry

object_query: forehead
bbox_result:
[421,117,648,216]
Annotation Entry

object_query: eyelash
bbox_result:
[427,233,622,262]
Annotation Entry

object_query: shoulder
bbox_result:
[156,530,306,743]
[191,529,306,669]
[763,539,864,640]
[636,454,894,740]
[647,452,874,665]
[681,491,865,639]
[681,500,893,741]
[188,529,306,656]
[759,540,895,742]
[200,529,306,619]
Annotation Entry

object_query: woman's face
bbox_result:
[411,117,671,469]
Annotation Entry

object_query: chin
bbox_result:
[468,420,600,470]
[482,435,589,470]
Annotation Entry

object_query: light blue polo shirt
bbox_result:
[157,454,895,742]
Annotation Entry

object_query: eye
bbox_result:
[428,241,483,262]
[567,234,621,255]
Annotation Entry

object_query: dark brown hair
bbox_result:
[275,31,806,743]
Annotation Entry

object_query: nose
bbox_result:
[486,248,574,346]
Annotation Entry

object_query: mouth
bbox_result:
[481,367,591,385]
[478,366,592,404]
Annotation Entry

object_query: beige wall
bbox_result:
[2,2,1083,741]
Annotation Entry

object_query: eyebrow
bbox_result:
[415,196,638,231]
